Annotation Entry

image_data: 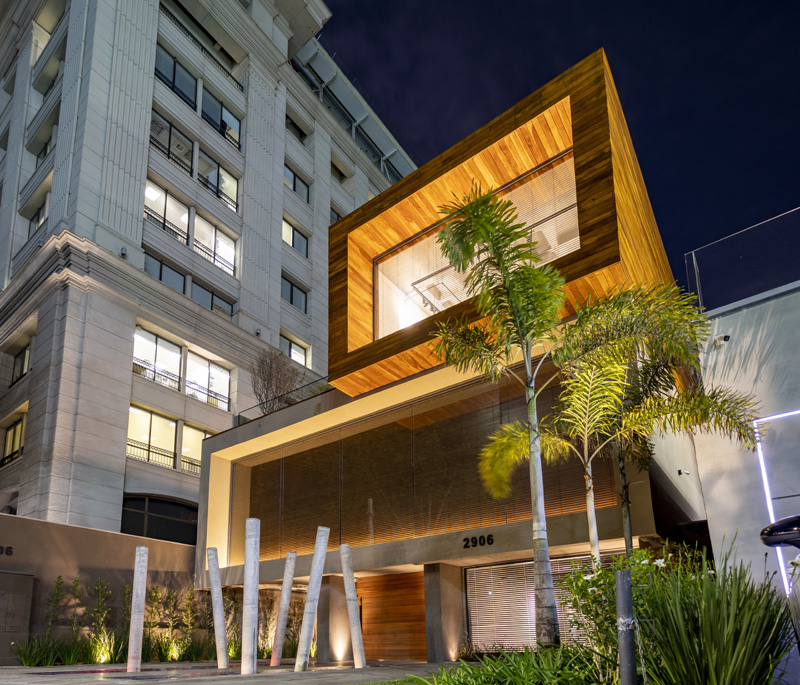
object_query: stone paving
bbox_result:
[0,660,450,684]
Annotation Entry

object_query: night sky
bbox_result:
[318,1,799,287]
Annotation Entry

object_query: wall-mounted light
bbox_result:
[678,469,691,476]
[713,334,731,348]
[255,328,261,337]
[119,246,127,259]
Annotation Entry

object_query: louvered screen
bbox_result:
[466,550,623,650]
[375,154,578,339]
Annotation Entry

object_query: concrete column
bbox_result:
[424,564,465,663]
[207,547,229,669]
[187,206,196,247]
[339,544,365,668]
[241,518,260,675]
[270,550,297,667]
[174,420,184,472]
[126,546,148,673]
[315,575,352,664]
[191,141,200,180]
[294,526,330,672]
[196,77,204,116]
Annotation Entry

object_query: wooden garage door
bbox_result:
[356,572,426,661]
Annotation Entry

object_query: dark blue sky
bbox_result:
[319,0,799,287]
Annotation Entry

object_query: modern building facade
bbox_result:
[0,0,413,534]
[197,50,676,661]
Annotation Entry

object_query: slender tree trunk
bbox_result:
[584,460,601,571]
[617,446,633,557]
[527,383,560,646]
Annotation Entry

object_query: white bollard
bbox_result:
[270,551,297,667]
[207,548,229,669]
[126,546,149,673]
[339,544,366,668]
[294,526,330,672]
[241,518,260,675]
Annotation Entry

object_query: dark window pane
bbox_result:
[222,107,240,144]
[202,91,222,124]
[161,264,185,293]
[144,254,161,279]
[281,277,291,303]
[279,335,290,356]
[295,231,308,258]
[294,287,306,313]
[154,45,174,86]
[121,510,145,536]
[123,497,147,511]
[146,517,196,544]
[148,498,197,521]
[212,295,233,317]
[191,283,212,309]
[174,62,196,105]
[296,177,309,203]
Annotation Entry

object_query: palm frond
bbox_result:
[478,421,530,498]
[539,428,576,465]
[432,318,508,381]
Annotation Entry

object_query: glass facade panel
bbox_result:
[161,263,185,293]
[154,45,174,86]
[218,167,237,205]
[201,90,222,125]
[173,62,196,106]
[165,195,189,237]
[144,254,160,279]
[216,231,235,269]
[144,180,166,216]
[198,152,218,188]
[149,413,176,453]
[194,215,215,252]
[222,107,240,145]
[191,283,212,309]
[182,425,205,463]
[186,352,209,401]
[127,406,151,444]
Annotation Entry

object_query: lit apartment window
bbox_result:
[127,406,177,470]
[186,352,230,411]
[280,334,307,366]
[190,281,234,321]
[201,90,240,149]
[143,180,189,243]
[281,276,307,314]
[150,111,193,176]
[154,44,197,108]
[28,202,48,238]
[282,219,308,258]
[10,345,30,385]
[330,206,342,225]
[132,329,181,391]
[1,416,25,467]
[194,216,235,276]
[198,150,238,211]
[283,165,309,203]
[35,136,52,169]
[286,116,306,144]
[144,254,185,293]
[121,495,198,543]
[331,162,347,184]
[181,424,210,476]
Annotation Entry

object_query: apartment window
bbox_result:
[198,151,238,211]
[35,136,52,169]
[191,282,234,321]
[201,90,240,149]
[331,162,347,184]
[194,216,235,276]
[132,329,181,391]
[11,345,30,385]
[282,219,308,258]
[181,424,209,476]
[281,276,307,314]
[121,495,198,544]
[127,406,177,470]
[144,254,186,293]
[186,352,230,411]
[29,202,48,238]
[154,44,196,108]
[330,206,342,225]
[283,165,309,203]
[286,116,306,144]
[280,334,307,366]
[1,416,25,467]
[150,111,193,175]
[143,180,189,243]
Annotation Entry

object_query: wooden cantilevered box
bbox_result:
[328,48,672,397]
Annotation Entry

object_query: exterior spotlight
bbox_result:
[678,469,690,476]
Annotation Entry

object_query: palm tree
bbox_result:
[432,183,566,646]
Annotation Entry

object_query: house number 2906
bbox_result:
[463,535,493,549]
[0,546,13,555]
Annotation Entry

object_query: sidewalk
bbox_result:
[0,660,448,684]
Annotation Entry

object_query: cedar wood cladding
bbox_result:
[328,49,672,396]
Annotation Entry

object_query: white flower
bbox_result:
[707,569,715,575]
[654,559,666,568]
[583,573,595,581]
[640,558,650,565]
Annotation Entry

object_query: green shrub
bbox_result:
[11,634,60,667]
[57,636,82,665]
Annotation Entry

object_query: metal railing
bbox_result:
[150,135,193,176]
[159,4,244,93]
[236,377,332,425]
[154,66,196,109]
[127,438,176,470]
[0,446,22,467]
[198,173,238,212]
[200,110,240,150]
[185,380,230,411]
[132,357,181,391]
[192,238,235,276]
[143,206,190,244]
[181,455,201,476]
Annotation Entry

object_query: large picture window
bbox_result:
[127,406,177,470]
[186,352,230,411]
[194,216,235,276]
[201,89,240,149]
[121,495,198,544]
[132,329,181,391]
[154,44,197,108]
[143,180,189,243]
[198,151,238,211]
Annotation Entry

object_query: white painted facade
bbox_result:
[0,0,413,531]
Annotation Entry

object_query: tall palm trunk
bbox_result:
[617,446,634,556]
[527,382,560,646]
[584,460,601,571]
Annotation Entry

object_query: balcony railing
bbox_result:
[143,206,190,245]
[185,380,229,411]
[200,110,240,150]
[0,446,22,467]
[236,376,332,425]
[193,238,235,276]
[132,357,181,391]
[181,455,201,476]
[127,438,176,470]
[159,4,244,93]
[198,173,237,212]
[154,66,197,109]
[150,135,193,176]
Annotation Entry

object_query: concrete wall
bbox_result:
[693,284,800,587]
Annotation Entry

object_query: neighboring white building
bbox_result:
[0,0,413,536]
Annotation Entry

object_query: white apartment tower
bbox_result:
[0,0,413,538]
